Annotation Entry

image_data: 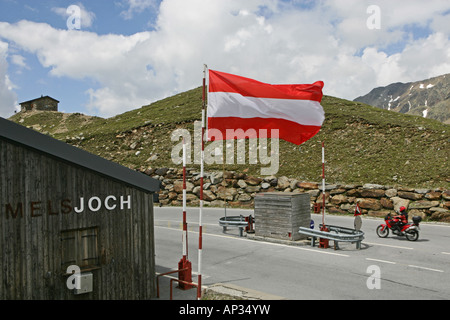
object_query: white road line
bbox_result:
[364,241,414,250]
[366,258,396,264]
[408,265,444,273]
[441,252,450,255]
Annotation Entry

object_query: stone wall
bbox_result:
[141,167,450,223]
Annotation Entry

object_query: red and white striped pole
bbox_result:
[182,137,188,260]
[319,141,329,248]
[321,141,326,226]
[197,64,207,300]
[178,136,192,289]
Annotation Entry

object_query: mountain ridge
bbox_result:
[8,87,450,189]
[354,73,450,124]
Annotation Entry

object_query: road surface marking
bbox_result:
[408,265,444,273]
[366,258,396,264]
[364,241,413,250]
[442,252,450,255]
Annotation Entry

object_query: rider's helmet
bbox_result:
[399,206,406,213]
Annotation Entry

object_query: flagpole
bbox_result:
[321,141,325,226]
[177,136,192,290]
[197,64,207,300]
[183,137,187,260]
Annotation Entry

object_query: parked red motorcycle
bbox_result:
[376,214,422,241]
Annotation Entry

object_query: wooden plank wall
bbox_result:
[0,139,156,299]
[254,192,311,241]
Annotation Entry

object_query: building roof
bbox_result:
[0,117,160,194]
[19,95,60,105]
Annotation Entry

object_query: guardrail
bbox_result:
[298,224,364,250]
[219,215,254,237]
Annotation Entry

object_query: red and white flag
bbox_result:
[207,69,325,145]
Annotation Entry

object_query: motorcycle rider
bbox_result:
[393,206,408,233]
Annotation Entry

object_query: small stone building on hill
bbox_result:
[20,95,59,112]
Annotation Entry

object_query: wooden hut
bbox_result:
[0,117,160,299]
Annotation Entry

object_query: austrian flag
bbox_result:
[207,70,325,145]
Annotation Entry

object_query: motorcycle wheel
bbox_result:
[376,225,389,238]
[405,229,419,241]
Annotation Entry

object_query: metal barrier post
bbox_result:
[319,225,329,249]
[156,268,189,298]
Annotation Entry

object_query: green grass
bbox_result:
[10,87,450,189]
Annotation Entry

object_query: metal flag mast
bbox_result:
[197,64,207,300]
[319,140,329,248]
[322,141,326,226]
[177,137,192,289]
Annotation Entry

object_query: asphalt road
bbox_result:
[154,206,450,300]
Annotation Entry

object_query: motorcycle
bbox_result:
[376,214,422,241]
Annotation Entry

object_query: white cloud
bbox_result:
[0,0,449,118]
[11,54,29,69]
[0,41,18,118]
[120,0,160,20]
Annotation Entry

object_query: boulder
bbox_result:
[425,191,442,200]
[155,167,169,176]
[203,190,217,202]
[430,209,450,222]
[173,180,194,193]
[397,191,423,201]
[216,186,238,201]
[245,176,262,186]
[391,197,410,212]
[277,176,290,189]
[210,172,223,184]
[414,189,431,194]
[237,180,247,189]
[330,194,348,205]
[238,193,252,202]
[380,197,394,209]
[385,189,397,198]
[361,189,385,198]
[246,185,261,193]
[408,209,427,220]
[357,198,382,211]
[442,190,450,200]
[347,189,362,197]
[409,200,439,210]
[165,192,176,200]
[261,182,271,189]
[297,182,318,189]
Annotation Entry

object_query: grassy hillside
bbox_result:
[10,87,449,189]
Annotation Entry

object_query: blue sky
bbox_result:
[0,0,449,118]
[0,0,163,115]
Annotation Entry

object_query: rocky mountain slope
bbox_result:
[354,73,450,124]
[9,87,450,189]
